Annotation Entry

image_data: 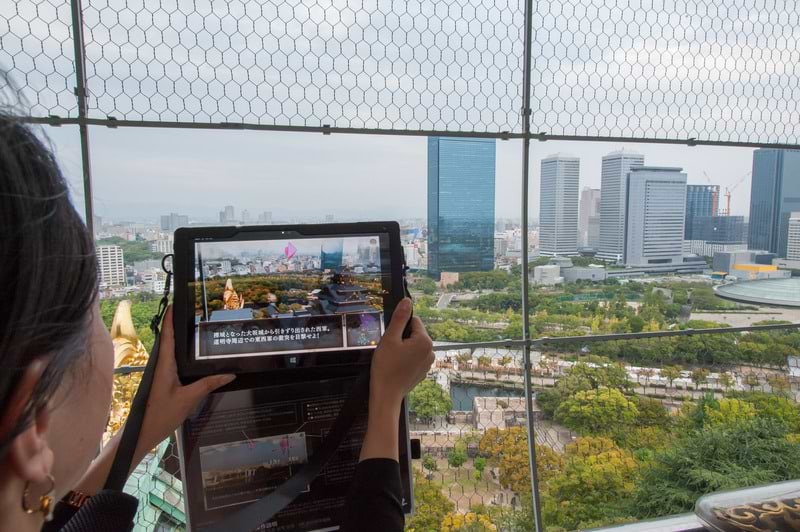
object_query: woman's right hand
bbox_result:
[369,298,434,407]
[359,298,434,462]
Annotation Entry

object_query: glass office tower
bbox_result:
[427,137,496,278]
[748,149,800,257]
[598,150,645,261]
[685,184,719,239]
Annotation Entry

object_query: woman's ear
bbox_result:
[0,358,54,484]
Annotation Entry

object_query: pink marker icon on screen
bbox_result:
[285,242,297,260]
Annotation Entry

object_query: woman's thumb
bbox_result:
[184,374,236,403]
[385,298,413,338]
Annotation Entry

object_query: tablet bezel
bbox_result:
[173,221,405,382]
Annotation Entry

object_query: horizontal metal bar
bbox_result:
[111,323,799,375]
[531,322,800,347]
[113,365,146,375]
[530,132,800,150]
[20,116,523,140]
[18,115,800,149]
[433,339,527,351]
[586,513,705,532]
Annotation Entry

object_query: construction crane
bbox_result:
[719,171,751,216]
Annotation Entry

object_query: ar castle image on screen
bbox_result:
[194,237,386,356]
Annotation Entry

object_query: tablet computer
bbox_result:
[173,222,406,381]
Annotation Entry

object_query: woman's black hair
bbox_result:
[0,111,98,456]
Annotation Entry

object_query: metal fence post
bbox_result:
[520,0,544,530]
[70,0,95,235]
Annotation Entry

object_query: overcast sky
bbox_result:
[45,125,757,223]
[8,0,795,224]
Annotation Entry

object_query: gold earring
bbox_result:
[22,474,56,522]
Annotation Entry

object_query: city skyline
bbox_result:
[196,236,379,262]
[44,126,762,224]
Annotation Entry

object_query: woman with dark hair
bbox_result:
[0,113,434,531]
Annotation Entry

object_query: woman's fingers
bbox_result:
[182,374,236,406]
[155,305,178,377]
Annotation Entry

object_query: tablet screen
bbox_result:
[192,233,391,362]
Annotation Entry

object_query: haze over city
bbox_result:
[45,126,757,224]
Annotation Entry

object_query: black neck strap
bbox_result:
[104,255,173,492]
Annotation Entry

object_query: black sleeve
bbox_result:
[42,490,138,532]
[341,458,405,532]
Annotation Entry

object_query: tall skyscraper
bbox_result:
[427,137,496,278]
[320,239,344,270]
[598,150,645,261]
[787,213,800,261]
[689,215,747,244]
[258,211,273,224]
[748,149,800,257]
[160,212,188,231]
[539,154,579,256]
[578,187,601,248]
[97,245,126,287]
[624,166,687,267]
[685,185,719,239]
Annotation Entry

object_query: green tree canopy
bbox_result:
[478,426,562,493]
[408,379,452,422]
[406,472,455,532]
[555,388,639,435]
[556,357,632,396]
[544,437,639,530]
[633,418,800,518]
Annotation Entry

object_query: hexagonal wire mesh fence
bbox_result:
[528,0,800,145]
[0,0,78,118]
[79,0,526,132]
[3,0,799,144]
[4,0,800,530]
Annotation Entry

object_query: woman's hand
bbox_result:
[360,298,434,462]
[369,298,434,407]
[134,305,235,456]
[73,305,235,495]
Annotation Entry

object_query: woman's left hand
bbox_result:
[74,305,235,495]
[135,305,235,455]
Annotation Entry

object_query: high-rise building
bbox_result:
[689,215,747,244]
[427,137,496,278]
[325,214,335,223]
[748,149,800,257]
[623,166,687,267]
[578,187,601,248]
[539,154,579,256]
[598,150,645,261]
[241,210,251,224]
[320,239,344,270]
[787,213,800,261]
[218,205,236,225]
[160,212,188,231]
[258,211,273,224]
[685,185,720,239]
[97,245,126,287]
[149,239,174,254]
